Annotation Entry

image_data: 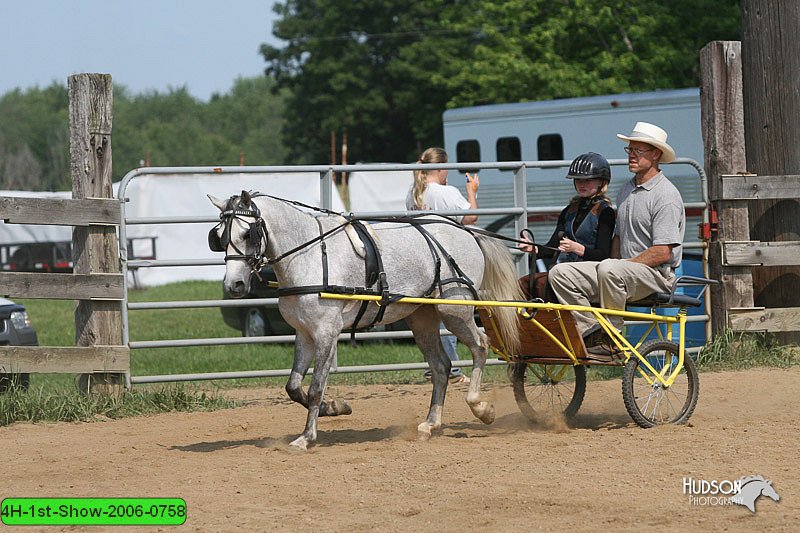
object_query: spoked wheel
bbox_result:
[508,362,587,421]
[622,340,699,428]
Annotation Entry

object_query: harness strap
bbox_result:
[411,224,442,297]
[413,223,479,300]
[348,220,391,343]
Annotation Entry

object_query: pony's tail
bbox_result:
[475,234,522,354]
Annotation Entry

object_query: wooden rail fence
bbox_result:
[0,74,129,381]
[702,41,800,336]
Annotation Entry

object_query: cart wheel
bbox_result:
[508,362,586,421]
[622,340,699,428]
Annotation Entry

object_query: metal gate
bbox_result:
[117,159,709,386]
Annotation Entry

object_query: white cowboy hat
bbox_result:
[616,122,676,163]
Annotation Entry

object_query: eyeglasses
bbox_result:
[624,146,654,157]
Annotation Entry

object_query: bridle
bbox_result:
[208,203,268,275]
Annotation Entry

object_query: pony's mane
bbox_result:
[248,192,326,218]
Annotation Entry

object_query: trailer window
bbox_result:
[456,140,481,164]
[537,134,563,161]
[496,137,521,161]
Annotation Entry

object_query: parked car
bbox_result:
[0,297,38,391]
[3,242,73,273]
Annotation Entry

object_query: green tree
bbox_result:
[0,84,69,190]
[205,76,289,165]
[0,78,288,190]
[262,0,740,163]
[263,0,476,164]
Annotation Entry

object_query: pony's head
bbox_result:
[208,190,267,298]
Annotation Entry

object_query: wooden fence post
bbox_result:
[700,41,753,338]
[69,73,124,394]
[741,0,800,343]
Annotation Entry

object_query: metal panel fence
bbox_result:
[117,159,709,385]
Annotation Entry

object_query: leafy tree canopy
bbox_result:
[0,77,287,191]
[262,0,740,164]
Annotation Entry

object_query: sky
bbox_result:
[0,0,281,102]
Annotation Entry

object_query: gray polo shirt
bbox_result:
[615,172,685,271]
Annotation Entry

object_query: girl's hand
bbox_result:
[558,237,585,257]
[517,236,536,254]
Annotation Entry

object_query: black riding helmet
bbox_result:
[565,152,611,183]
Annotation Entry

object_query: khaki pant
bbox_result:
[548,259,675,334]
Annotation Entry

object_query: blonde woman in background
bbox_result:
[406,147,479,383]
[407,147,479,225]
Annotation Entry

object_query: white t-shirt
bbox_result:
[405,183,471,222]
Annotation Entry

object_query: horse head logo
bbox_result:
[731,475,780,513]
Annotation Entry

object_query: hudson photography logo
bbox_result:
[683,475,780,513]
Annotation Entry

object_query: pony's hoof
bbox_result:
[289,436,309,451]
[320,399,353,417]
[333,399,353,416]
[417,423,433,441]
[472,402,496,425]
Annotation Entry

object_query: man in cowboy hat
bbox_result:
[548,122,685,356]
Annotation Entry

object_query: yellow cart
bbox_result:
[479,276,715,427]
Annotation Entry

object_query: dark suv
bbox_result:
[0,297,38,391]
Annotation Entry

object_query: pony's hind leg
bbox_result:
[440,306,495,425]
[405,306,450,441]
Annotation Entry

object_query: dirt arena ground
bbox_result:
[1,366,797,532]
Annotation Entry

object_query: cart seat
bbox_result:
[628,275,717,309]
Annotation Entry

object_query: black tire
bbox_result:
[508,362,587,421]
[0,373,30,393]
[622,340,699,428]
[241,307,270,337]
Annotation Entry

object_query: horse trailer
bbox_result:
[442,88,704,238]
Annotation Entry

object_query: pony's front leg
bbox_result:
[285,331,352,418]
[289,334,347,451]
[285,332,314,408]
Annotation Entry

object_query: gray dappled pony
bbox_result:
[209,191,521,450]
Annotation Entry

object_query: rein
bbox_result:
[212,193,543,335]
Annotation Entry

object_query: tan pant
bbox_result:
[548,259,675,334]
